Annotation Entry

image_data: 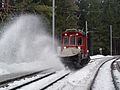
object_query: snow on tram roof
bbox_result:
[66,29,78,31]
[62,29,85,35]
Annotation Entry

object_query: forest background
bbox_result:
[0,0,120,55]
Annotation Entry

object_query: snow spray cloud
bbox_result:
[0,14,64,71]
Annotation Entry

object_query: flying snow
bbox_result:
[0,14,64,75]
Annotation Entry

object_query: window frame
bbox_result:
[77,36,82,46]
[63,36,69,46]
[69,35,76,46]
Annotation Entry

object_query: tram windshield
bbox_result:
[64,37,68,46]
[78,37,82,45]
[70,35,76,45]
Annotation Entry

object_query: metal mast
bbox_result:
[85,21,88,50]
[110,25,112,55]
[85,21,88,37]
[52,0,55,49]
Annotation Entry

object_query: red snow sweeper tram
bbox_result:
[60,29,90,69]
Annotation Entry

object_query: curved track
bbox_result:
[116,61,120,72]
[88,57,120,90]
[111,59,120,90]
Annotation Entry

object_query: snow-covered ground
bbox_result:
[113,62,120,89]
[0,60,62,76]
[0,72,54,90]
[0,55,102,76]
[46,55,115,90]
[0,68,9,75]
[0,70,70,90]
[92,59,115,90]
[0,55,120,90]
[90,55,105,59]
[18,70,70,90]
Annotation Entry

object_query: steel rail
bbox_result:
[10,71,70,90]
[88,57,117,90]
[10,72,55,90]
[116,61,120,72]
[40,72,70,90]
[0,69,51,87]
[111,57,120,90]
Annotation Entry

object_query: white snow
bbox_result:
[0,60,59,76]
[0,15,64,76]
[0,72,54,90]
[18,70,69,90]
[114,70,120,88]
[113,59,120,89]
[92,60,115,90]
[0,55,119,90]
[46,55,115,90]
[90,55,105,59]
[0,68,9,75]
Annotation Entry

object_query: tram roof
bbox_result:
[62,29,85,36]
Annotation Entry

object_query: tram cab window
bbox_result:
[78,37,82,45]
[64,37,68,46]
[70,35,76,45]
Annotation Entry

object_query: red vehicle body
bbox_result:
[60,29,90,69]
[61,30,88,56]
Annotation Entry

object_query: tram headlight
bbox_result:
[65,33,67,36]
[64,46,66,49]
[87,50,89,53]
[76,33,78,35]
[78,46,81,49]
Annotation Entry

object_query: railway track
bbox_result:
[39,71,70,90]
[116,61,120,72]
[88,56,120,90]
[111,60,120,90]
[0,69,55,89]
[0,69,50,86]
[0,69,70,90]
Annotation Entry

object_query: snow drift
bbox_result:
[0,14,64,75]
